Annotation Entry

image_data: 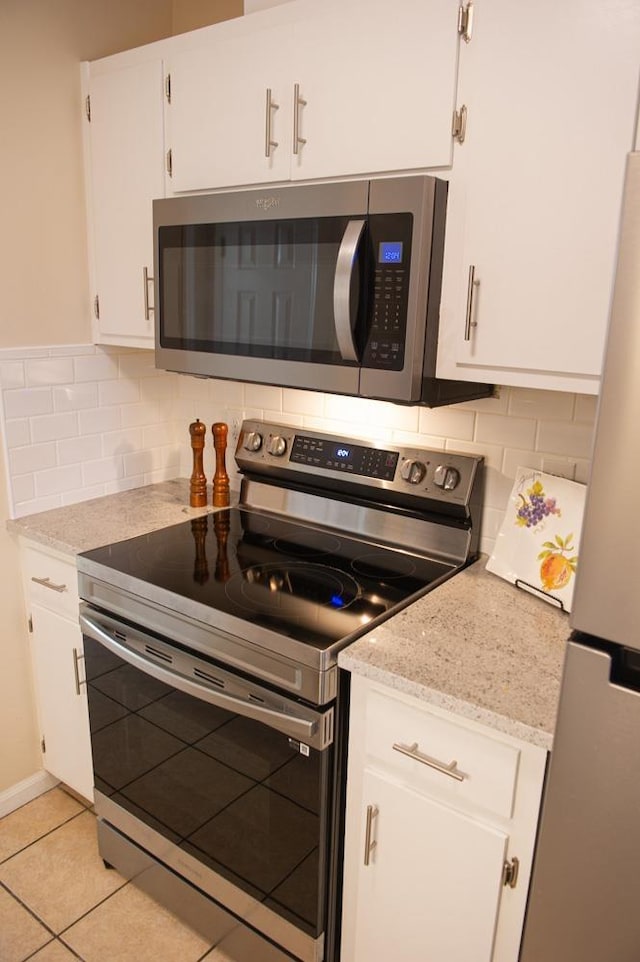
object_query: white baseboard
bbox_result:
[0,770,59,818]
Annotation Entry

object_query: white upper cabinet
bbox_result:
[167,17,294,191]
[83,56,166,348]
[166,0,462,192]
[287,0,460,181]
[437,0,640,394]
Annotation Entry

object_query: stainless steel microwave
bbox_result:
[153,176,492,406]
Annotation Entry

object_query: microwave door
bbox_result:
[334,219,366,363]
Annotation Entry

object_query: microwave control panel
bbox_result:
[363,213,413,371]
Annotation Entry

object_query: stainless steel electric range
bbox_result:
[77,419,484,962]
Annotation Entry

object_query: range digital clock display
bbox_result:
[291,435,399,481]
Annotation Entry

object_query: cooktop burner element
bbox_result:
[78,419,484,704]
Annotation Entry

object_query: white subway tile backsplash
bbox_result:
[3,419,30,448]
[14,495,62,517]
[508,388,574,421]
[475,413,537,449]
[502,448,544,479]
[11,474,35,505]
[25,358,74,387]
[98,379,140,406]
[574,393,598,422]
[244,383,283,411]
[74,353,119,382]
[282,388,325,417]
[101,428,143,459]
[61,484,107,506]
[53,383,98,412]
[10,442,57,476]
[57,435,102,466]
[418,406,475,442]
[120,402,172,429]
[118,351,158,379]
[536,420,594,459]
[142,423,177,448]
[0,361,25,390]
[31,412,78,444]
[104,475,144,495]
[0,345,597,556]
[78,406,121,436]
[36,464,83,497]
[4,387,53,419]
[82,457,124,487]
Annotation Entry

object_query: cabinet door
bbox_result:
[87,58,165,348]
[168,22,293,192]
[438,0,640,394]
[346,768,507,962]
[30,603,94,802]
[290,0,460,181]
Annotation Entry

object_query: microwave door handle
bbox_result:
[79,611,323,746]
[334,218,365,362]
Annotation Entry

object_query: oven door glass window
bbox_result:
[83,633,333,939]
[158,216,366,365]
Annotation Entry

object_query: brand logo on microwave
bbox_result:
[255,197,280,211]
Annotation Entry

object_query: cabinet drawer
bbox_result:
[365,686,520,819]
[22,545,79,620]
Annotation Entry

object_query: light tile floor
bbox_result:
[0,788,233,962]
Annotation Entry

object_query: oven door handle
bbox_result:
[334,218,365,362]
[80,612,329,748]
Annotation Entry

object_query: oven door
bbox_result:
[80,604,335,962]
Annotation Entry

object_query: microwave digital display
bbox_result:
[378,241,403,264]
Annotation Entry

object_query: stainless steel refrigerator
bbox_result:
[520,150,640,961]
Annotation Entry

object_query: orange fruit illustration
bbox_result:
[538,534,578,592]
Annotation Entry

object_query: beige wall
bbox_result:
[172,0,242,34]
[0,0,238,795]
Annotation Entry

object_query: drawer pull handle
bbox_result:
[363,804,378,866]
[31,576,67,593]
[392,741,466,782]
[72,647,85,696]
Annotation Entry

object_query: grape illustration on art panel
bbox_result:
[514,478,561,530]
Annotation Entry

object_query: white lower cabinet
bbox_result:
[21,542,94,802]
[341,675,547,962]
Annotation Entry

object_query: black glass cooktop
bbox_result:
[80,508,455,650]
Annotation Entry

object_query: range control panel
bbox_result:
[236,420,483,513]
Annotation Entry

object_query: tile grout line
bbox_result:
[0,807,89,868]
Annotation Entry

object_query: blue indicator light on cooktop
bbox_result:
[330,594,345,608]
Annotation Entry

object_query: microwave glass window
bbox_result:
[159,217,366,364]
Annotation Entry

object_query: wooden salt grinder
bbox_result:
[189,419,207,508]
[212,422,230,507]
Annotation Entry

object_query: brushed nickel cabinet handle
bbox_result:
[293,83,306,155]
[143,266,154,320]
[464,264,479,341]
[392,741,466,782]
[364,804,379,866]
[265,88,279,157]
[72,647,85,696]
[31,576,67,593]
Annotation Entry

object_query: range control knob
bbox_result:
[400,458,427,485]
[243,431,263,452]
[434,465,461,491]
[267,435,288,457]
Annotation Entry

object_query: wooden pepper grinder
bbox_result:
[212,422,230,507]
[189,419,207,508]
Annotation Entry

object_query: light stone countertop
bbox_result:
[8,483,568,750]
[6,479,218,555]
[338,558,570,750]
